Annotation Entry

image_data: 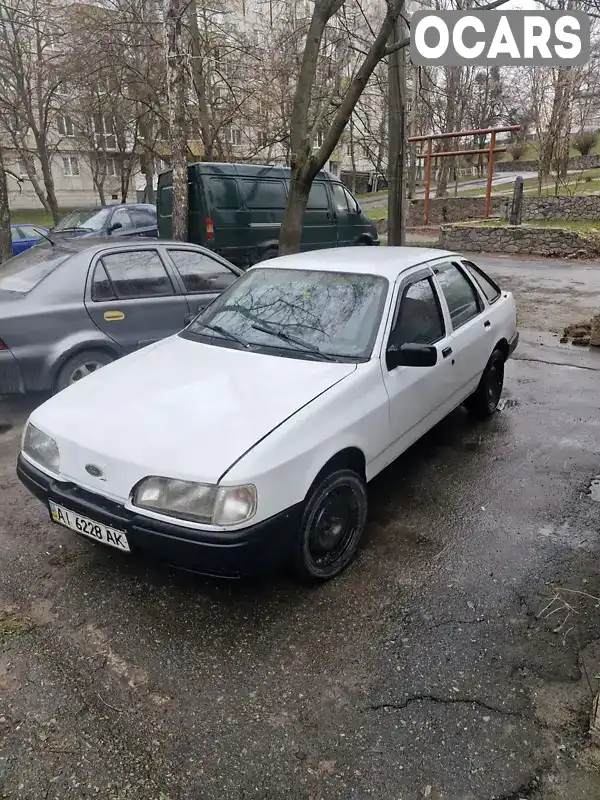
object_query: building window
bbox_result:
[57,116,74,136]
[94,115,117,150]
[106,157,117,177]
[314,131,324,148]
[328,161,338,175]
[222,126,242,146]
[154,157,169,173]
[62,156,79,176]
[18,155,36,176]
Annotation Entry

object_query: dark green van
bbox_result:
[156,162,379,268]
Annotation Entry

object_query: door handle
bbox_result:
[484,320,491,328]
[442,346,453,358]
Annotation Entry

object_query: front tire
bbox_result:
[292,468,367,582]
[465,348,505,419]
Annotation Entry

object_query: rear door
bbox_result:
[430,260,491,401]
[85,247,189,352]
[164,247,240,316]
[208,176,247,264]
[301,181,337,251]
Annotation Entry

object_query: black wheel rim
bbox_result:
[308,485,360,569]
[70,360,105,384]
[486,361,503,407]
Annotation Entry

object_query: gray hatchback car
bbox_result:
[0,238,242,394]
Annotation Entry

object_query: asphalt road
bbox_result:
[1,255,600,799]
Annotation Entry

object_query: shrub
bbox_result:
[573,132,596,157]
[509,143,526,161]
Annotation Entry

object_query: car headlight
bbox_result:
[132,476,257,526]
[22,423,60,474]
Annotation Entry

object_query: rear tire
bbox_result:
[54,350,115,394]
[292,468,367,583]
[259,247,278,262]
[465,349,505,419]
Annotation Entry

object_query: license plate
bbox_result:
[49,500,130,552]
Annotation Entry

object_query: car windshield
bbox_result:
[0,245,71,293]
[184,267,388,360]
[54,208,111,231]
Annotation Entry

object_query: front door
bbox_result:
[85,247,189,353]
[330,183,356,246]
[382,269,457,456]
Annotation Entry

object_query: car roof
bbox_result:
[61,203,155,211]
[253,246,461,279]
[26,237,221,259]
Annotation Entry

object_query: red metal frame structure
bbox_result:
[408,125,521,225]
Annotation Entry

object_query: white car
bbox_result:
[18,247,518,582]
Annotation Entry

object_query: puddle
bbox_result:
[587,476,600,501]
[0,424,13,436]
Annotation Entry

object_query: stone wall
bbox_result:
[440,223,600,258]
[521,195,600,220]
[340,172,387,195]
[406,196,508,226]
[495,155,600,173]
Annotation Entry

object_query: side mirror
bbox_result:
[107,221,123,235]
[386,343,437,370]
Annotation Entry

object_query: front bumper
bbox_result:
[17,455,300,578]
[508,331,519,357]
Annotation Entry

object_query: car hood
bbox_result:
[29,335,356,500]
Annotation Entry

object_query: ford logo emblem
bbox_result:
[85,464,103,478]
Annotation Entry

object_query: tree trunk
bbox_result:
[349,119,357,193]
[188,0,214,162]
[279,171,311,254]
[141,152,156,203]
[165,0,189,241]
[387,8,406,246]
[407,63,418,199]
[35,138,60,224]
[0,148,11,264]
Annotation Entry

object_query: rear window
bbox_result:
[0,246,70,293]
[243,179,287,209]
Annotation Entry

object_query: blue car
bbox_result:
[52,204,158,239]
[11,224,49,256]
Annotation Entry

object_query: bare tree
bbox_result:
[0,147,11,264]
[164,0,192,240]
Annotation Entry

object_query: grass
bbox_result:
[0,612,34,644]
[366,207,388,221]
[10,208,57,227]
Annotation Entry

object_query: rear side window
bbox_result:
[98,250,174,299]
[243,179,286,209]
[460,260,501,304]
[210,178,241,210]
[307,183,328,209]
[0,246,70,293]
[433,261,481,329]
[129,207,157,227]
[168,249,237,293]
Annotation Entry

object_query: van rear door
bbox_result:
[207,176,247,265]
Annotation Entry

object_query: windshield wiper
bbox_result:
[194,321,250,348]
[251,321,334,361]
[32,227,55,247]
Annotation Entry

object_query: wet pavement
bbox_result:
[1,256,600,799]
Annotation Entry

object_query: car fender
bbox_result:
[48,331,122,385]
[222,361,390,521]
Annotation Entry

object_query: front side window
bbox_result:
[168,249,237,293]
[184,267,388,360]
[111,208,133,229]
[433,261,481,330]
[389,277,445,350]
[99,250,174,299]
[306,183,328,210]
[331,183,349,214]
